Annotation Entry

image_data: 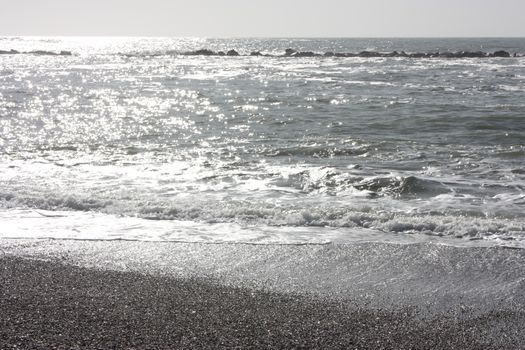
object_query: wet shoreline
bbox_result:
[2,256,524,349]
[1,239,525,348]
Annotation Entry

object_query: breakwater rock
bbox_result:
[0,50,72,56]
[181,48,519,58]
[0,48,519,59]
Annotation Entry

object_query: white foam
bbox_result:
[3,207,523,247]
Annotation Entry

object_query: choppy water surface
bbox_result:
[1,37,524,246]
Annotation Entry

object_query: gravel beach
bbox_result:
[1,242,525,349]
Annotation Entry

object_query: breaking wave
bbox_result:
[1,185,523,245]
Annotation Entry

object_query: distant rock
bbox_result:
[31,50,56,55]
[492,50,510,57]
[460,51,486,58]
[184,49,215,56]
[0,49,71,56]
[174,47,515,59]
[438,52,456,58]
[0,49,19,55]
[409,52,429,58]
[358,51,381,57]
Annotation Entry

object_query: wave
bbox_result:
[266,169,452,199]
[2,187,523,245]
[353,175,450,198]
[0,191,110,212]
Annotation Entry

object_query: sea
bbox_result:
[1,37,524,247]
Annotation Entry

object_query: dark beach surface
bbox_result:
[1,240,525,349]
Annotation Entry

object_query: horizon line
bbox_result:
[1,35,525,39]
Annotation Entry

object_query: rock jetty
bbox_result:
[180,48,519,59]
[0,48,520,59]
[0,50,72,56]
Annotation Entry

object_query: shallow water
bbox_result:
[1,37,524,247]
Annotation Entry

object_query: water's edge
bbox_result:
[3,238,524,314]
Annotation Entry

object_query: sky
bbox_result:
[2,0,525,37]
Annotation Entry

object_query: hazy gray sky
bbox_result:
[3,0,524,37]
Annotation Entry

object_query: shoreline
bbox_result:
[3,239,524,308]
[2,239,525,348]
[2,256,523,349]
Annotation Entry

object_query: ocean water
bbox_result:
[1,37,524,247]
